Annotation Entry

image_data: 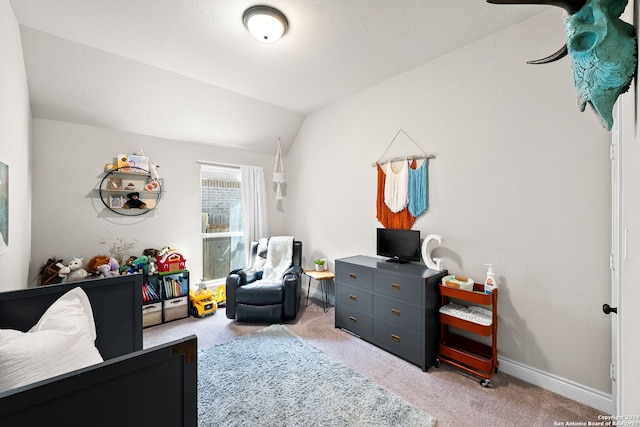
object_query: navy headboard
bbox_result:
[0,274,143,360]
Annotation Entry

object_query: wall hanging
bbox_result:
[372,129,435,229]
[487,0,637,131]
[273,138,286,201]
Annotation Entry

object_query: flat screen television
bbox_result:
[376,228,421,263]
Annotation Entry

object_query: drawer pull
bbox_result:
[391,334,401,342]
[391,308,400,316]
[350,273,358,279]
[349,316,357,323]
[349,295,357,301]
[391,283,401,290]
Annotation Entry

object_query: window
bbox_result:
[201,164,244,282]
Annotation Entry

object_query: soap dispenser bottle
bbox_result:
[484,264,497,294]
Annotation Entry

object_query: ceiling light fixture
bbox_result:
[242,5,288,44]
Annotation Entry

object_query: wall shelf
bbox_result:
[98,166,162,216]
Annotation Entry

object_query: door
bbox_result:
[609,104,621,415]
[614,86,640,416]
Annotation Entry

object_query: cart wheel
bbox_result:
[434,359,440,368]
[480,379,490,388]
[190,306,198,318]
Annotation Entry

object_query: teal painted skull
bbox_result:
[565,0,637,130]
[488,0,637,131]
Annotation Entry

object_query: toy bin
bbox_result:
[142,302,162,328]
[163,296,189,322]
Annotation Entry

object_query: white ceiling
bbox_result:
[10,0,546,154]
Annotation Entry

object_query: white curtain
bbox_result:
[241,165,269,265]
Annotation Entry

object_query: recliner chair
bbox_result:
[226,239,303,323]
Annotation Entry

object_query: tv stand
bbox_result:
[385,258,408,264]
[335,255,447,371]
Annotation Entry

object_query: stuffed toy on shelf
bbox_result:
[56,256,89,282]
[123,192,147,209]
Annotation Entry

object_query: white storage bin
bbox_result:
[142,302,162,328]
[163,296,188,322]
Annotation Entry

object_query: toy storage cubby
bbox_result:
[142,274,163,328]
[437,283,498,387]
[142,270,190,328]
[98,166,162,216]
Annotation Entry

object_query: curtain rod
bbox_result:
[196,160,241,169]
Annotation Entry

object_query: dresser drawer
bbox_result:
[372,319,422,365]
[336,284,372,314]
[336,263,373,290]
[373,296,422,330]
[373,272,422,302]
[335,308,373,339]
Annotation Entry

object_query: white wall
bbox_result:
[285,9,612,395]
[28,118,286,285]
[0,0,32,290]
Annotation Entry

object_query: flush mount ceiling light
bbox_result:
[242,5,288,43]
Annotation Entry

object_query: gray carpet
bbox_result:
[197,324,436,427]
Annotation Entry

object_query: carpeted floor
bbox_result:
[198,325,436,426]
[144,299,604,427]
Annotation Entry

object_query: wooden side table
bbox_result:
[303,270,334,313]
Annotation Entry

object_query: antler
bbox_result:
[486,0,586,14]
[526,45,568,64]
[487,0,586,63]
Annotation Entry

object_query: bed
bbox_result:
[0,274,197,427]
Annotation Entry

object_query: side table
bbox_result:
[303,270,334,313]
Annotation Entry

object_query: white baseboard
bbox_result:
[498,356,613,413]
[305,287,612,413]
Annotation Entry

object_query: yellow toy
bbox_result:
[189,280,217,318]
[211,283,226,307]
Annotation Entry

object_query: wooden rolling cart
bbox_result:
[436,283,498,387]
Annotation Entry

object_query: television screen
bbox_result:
[376,228,421,263]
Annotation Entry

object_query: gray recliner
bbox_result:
[225,239,302,323]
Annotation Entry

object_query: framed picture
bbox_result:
[109,178,123,190]
[0,160,8,256]
[109,195,124,209]
[117,154,149,173]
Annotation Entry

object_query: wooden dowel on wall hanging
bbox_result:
[372,129,436,167]
[371,154,435,168]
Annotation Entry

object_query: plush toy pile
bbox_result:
[38,245,185,286]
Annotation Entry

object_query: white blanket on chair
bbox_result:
[261,236,294,283]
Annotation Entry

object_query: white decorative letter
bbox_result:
[422,234,444,271]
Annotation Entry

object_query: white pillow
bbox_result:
[0,287,104,393]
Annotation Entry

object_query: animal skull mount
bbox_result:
[487,0,637,130]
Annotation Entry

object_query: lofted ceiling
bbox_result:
[10,0,546,154]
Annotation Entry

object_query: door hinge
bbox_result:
[610,144,616,160]
[609,253,615,270]
[611,363,616,381]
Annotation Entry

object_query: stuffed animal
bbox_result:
[107,257,120,274]
[143,248,159,274]
[39,257,63,286]
[149,161,160,181]
[97,263,119,278]
[86,255,110,275]
[120,256,137,275]
[56,256,89,282]
[123,192,147,209]
[132,255,149,274]
[147,257,158,275]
